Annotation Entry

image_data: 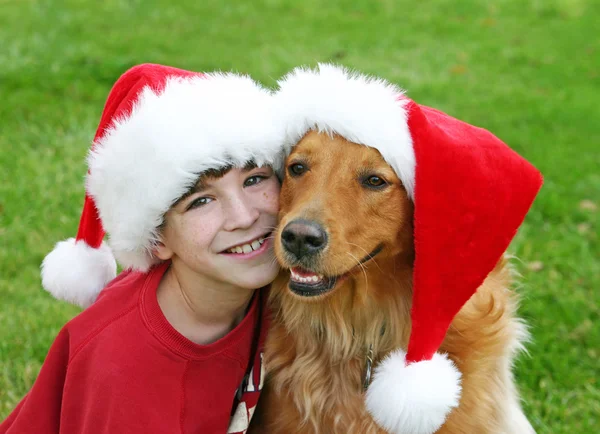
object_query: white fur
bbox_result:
[365,349,462,434]
[496,320,536,434]
[86,73,286,271]
[41,238,116,308]
[274,63,416,198]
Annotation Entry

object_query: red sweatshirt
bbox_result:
[0,261,268,434]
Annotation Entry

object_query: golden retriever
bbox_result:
[249,131,534,434]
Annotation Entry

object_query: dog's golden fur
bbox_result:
[250,131,533,434]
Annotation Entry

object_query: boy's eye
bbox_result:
[244,175,267,187]
[187,196,212,211]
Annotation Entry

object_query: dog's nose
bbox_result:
[281,220,328,258]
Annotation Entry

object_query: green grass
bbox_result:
[0,0,598,432]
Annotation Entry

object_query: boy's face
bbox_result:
[155,165,280,291]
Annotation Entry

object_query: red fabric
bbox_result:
[75,196,104,248]
[405,100,543,363]
[75,63,202,247]
[0,262,268,434]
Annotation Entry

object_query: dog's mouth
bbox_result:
[288,243,384,297]
[288,268,338,296]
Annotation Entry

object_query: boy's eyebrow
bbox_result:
[174,181,209,206]
[241,161,258,172]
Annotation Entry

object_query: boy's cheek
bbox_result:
[256,183,281,213]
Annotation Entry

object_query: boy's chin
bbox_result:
[231,264,280,290]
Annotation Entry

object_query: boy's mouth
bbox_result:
[220,232,271,255]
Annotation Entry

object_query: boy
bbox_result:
[0,63,284,434]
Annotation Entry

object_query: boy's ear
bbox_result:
[152,240,174,261]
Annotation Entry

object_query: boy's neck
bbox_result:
[156,262,256,345]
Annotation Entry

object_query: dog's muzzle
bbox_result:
[281,219,328,260]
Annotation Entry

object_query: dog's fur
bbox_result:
[250,131,534,434]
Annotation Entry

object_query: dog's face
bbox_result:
[274,130,414,300]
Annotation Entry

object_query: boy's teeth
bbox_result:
[227,236,266,254]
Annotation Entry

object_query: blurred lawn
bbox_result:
[0,0,598,432]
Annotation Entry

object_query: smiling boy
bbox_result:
[0,64,284,434]
[155,162,278,347]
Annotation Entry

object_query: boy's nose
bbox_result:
[223,198,260,231]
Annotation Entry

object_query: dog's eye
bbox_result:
[288,163,306,177]
[364,175,387,188]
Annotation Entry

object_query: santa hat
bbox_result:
[41,63,284,309]
[274,64,543,434]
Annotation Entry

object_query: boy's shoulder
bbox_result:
[60,268,151,356]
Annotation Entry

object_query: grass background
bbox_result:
[0,0,598,432]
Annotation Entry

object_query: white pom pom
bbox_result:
[365,349,462,434]
[41,238,117,308]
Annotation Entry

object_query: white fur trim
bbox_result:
[87,73,285,271]
[41,238,117,308]
[365,349,462,434]
[274,63,416,198]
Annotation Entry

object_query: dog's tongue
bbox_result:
[290,267,323,283]
[291,267,315,277]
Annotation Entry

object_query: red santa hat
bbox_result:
[41,63,284,309]
[274,64,543,434]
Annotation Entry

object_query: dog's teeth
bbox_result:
[290,269,326,284]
